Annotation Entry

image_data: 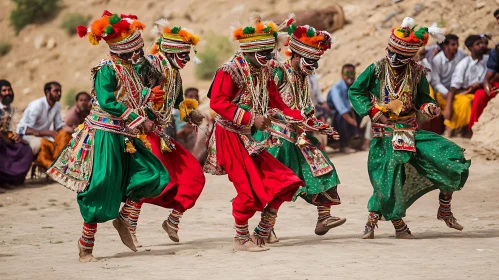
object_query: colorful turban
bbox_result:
[286,24,332,59]
[388,17,445,57]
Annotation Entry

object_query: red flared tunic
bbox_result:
[209,70,304,223]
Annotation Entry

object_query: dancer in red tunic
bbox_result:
[204,14,304,252]
[118,19,206,247]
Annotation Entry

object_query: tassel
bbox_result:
[160,138,172,153]
[124,137,136,153]
[76,25,89,38]
[138,134,152,150]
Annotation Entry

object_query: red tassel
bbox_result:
[76,25,88,38]
[286,18,295,27]
[102,10,113,17]
[113,20,131,31]
[121,13,138,20]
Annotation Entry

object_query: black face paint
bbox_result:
[255,51,275,66]
[299,57,319,75]
[386,49,411,68]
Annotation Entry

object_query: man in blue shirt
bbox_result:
[327,64,361,153]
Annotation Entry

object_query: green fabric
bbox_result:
[366,129,470,220]
[254,130,340,203]
[348,62,470,221]
[273,67,284,86]
[174,86,184,109]
[77,64,170,224]
[348,63,436,117]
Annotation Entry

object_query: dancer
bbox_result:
[118,20,206,247]
[348,17,471,239]
[47,11,170,261]
[254,24,346,240]
[204,14,304,252]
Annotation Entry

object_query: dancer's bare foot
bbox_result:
[315,216,347,236]
[162,220,179,243]
[77,241,97,262]
[131,232,142,248]
[438,213,464,231]
[112,218,137,252]
[233,237,269,252]
[395,229,415,239]
[267,229,279,244]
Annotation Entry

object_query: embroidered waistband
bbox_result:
[86,112,134,136]
[269,122,297,142]
[215,115,251,135]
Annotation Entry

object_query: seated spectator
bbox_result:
[327,64,362,153]
[63,91,91,133]
[430,34,466,99]
[470,12,499,130]
[308,73,330,148]
[480,34,492,55]
[16,81,66,169]
[443,35,488,136]
[0,80,33,191]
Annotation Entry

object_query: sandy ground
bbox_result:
[1,141,499,280]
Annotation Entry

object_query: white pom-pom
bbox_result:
[194,56,202,65]
[428,25,445,43]
[155,18,169,29]
[150,25,161,36]
[401,17,415,28]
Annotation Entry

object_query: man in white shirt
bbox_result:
[430,34,466,96]
[443,35,488,135]
[16,81,63,155]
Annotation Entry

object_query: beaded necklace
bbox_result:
[109,55,145,111]
[283,60,311,110]
[154,54,181,124]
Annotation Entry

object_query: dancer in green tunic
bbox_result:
[47,11,170,262]
[348,17,471,239]
[254,24,346,241]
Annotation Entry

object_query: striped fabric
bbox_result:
[108,31,144,54]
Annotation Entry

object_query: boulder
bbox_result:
[271,4,345,33]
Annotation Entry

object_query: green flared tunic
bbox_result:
[348,59,471,220]
[49,61,170,224]
[254,63,340,206]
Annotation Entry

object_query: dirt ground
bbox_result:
[1,139,498,280]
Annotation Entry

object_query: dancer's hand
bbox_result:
[377,115,388,124]
[254,115,269,130]
[190,110,205,125]
[142,120,155,132]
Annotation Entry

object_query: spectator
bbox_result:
[63,91,91,133]
[327,64,362,153]
[16,81,65,169]
[470,11,499,130]
[0,80,33,191]
[444,35,488,136]
[430,34,466,98]
[184,87,210,164]
[480,34,492,55]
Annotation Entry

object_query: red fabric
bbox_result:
[210,71,303,124]
[140,133,206,212]
[210,71,252,126]
[215,124,303,222]
[368,106,381,119]
[469,81,499,130]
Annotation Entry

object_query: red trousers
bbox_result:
[215,124,303,223]
[140,133,206,212]
[469,81,499,130]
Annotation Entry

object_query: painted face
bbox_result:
[117,49,145,65]
[386,49,411,68]
[299,57,319,75]
[255,50,275,66]
[168,52,190,69]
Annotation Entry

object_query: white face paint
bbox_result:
[255,52,271,66]
[386,49,411,68]
[299,57,317,75]
[128,50,145,65]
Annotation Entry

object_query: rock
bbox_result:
[22,88,31,96]
[476,1,485,9]
[34,35,46,50]
[271,4,345,33]
[46,38,56,49]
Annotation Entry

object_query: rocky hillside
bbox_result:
[1,0,497,108]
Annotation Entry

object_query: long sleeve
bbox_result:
[94,65,143,126]
[16,102,42,134]
[53,104,64,131]
[430,57,450,95]
[209,70,253,126]
[348,64,376,117]
[450,58,467,89]
[415,74,437,108]
[268,79,303,120]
